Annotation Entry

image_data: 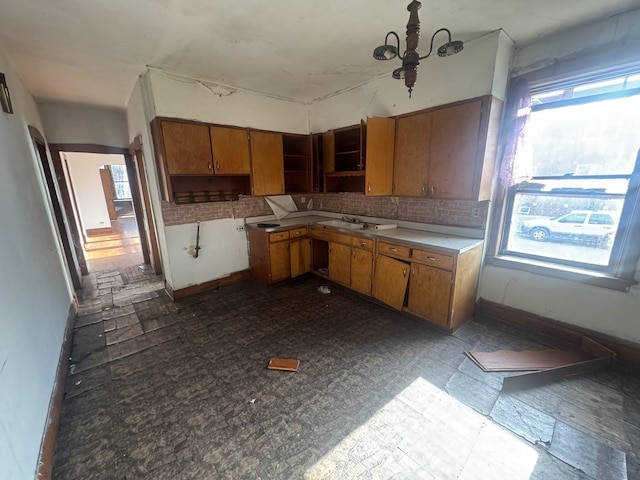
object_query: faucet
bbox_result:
[341,215,360,224]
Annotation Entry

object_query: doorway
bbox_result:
[48,144,159,276]
[61,152,143,272]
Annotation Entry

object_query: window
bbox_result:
[499,72,640,280]
[110,165,131,200]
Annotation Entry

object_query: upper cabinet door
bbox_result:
[161,121,213,175]
[393,112,432,196]
[210,126,251,174]
[250,131,284,196]
[365,117,395,196]
[429,100,482,199]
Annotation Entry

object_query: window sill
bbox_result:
[485,255,637,292]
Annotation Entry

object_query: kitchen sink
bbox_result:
[317,220,365,230]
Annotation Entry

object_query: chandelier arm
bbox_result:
[418,27,452,60]
[385,31,404,60]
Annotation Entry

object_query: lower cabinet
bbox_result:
[351,248,373,295]
[248,227,308,284]
[269,241,291,283]
[290,237,312,278]
[371,254,410,310]
[249,223,482,332]
[328,241,351,285]
[406,263,452,327]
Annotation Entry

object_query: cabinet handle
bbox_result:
[216,162,220,170]
[368,183,371,192]
[427,256,437,262]
[208,162,212,170]
[412,267,415,276]
[430,185,434,195]
[422,185,426,194]
[403,268,407,277]
[359,242,366,247]
[389,247,397,252]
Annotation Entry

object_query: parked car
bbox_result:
[520,210,617,244]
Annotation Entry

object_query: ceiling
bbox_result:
[0,0,637,108]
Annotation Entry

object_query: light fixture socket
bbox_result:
[373,44,398,61]
[437,40,464,57]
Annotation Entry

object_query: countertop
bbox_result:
[246,215,483,254]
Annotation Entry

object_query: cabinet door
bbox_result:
[290,238,311,278]
[393,112,432,196]
[407,263,452,327]
[269,241,290,283]
[328,242,351,285]
[210,126,251,174]
[250,131,285,196]
[351,248,373,295]
[162,121,213,175]
[365,117,395,196]
[372,255,410,310]
[323,130,335,174]
[429,100,482,199]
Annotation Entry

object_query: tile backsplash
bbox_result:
[162,193,488,228]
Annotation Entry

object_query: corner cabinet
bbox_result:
[393,96,503,201]
[324,117,395,195]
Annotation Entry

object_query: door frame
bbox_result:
[129,136,162,274]
[29,127,83,289]
[49,143,157,271]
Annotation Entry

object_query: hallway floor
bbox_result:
[84,216,143,272]
[53,267,640,479]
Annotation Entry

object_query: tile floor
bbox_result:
[53,266,640,479]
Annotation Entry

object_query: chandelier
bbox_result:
[372,0,464,97]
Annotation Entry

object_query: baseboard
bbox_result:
[477,299,640,365]
[167,270,251,300]
[86,227,113,236]
[37,300,77,480]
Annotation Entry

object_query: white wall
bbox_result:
[125,75,172,283]
[0,51,74,479]
[310,30,513,132]
[165,219,249,290]
[64,152,125,231]
[480,9,640,344]
[149,68,310,134]
[39,102,129,147]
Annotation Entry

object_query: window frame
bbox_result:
[489,74,640,290]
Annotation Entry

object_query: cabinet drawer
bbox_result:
[269,231,290,242]
[351,236,374,251]
[377,241,410,259]
[289,227,308,238]
[309,226,327,240]
[411,249,454,270]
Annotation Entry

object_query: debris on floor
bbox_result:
[467,336,616,391]
[267,358,300,372]
[317,285,331,294]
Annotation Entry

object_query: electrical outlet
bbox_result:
[236,225,245,232]
[300,196,306,204]
[471,208,480,218]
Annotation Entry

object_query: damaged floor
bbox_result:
[53,266,640,479]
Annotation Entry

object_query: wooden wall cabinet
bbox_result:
[323,117,394,195]
[283,134,312,194]
[393,96,502,201]
[151,118,252,201]
[250,130,284,196]
[210,126,251,174]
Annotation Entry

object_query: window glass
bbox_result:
[501,74,639,271]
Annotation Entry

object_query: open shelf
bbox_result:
[283,134,311,194]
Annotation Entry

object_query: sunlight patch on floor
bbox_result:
[305,377,539,479]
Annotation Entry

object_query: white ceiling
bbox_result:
[0,0,637,108]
